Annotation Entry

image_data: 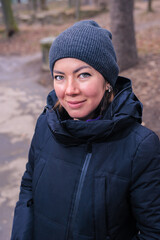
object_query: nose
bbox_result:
[65,79,80,95]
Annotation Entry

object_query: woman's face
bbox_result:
[53,58,109,120]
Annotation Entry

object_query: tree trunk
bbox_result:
[27,0,32,10]
[68,0,75,8]
[82,0,93,5]
[75,0,81,19]
[94,0,108,7]
[40,0,48,11]
[110,0,138,71]
[40,0,48,10]
[1,0,19,37]
[32,0,38,11]
[147,0,153,12]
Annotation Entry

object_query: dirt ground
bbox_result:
[0,0,160,137]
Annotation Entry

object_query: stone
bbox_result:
[40,37,55,71]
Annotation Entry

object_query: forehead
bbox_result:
[53,58,106,82]
[53,58,100,76]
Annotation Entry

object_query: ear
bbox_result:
[105,82,110,91]
[105,83,113,93]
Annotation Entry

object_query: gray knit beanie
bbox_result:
[49,20,119,87]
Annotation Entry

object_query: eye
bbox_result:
[54,75,64,81]
[79,72,91,79]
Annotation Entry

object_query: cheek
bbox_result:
[82,85,104,99]
[54,84,64,100]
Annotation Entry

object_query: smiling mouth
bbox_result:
[66,100,86,108]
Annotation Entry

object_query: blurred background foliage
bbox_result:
[0,0,156,71]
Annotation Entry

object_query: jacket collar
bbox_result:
[46,76,143,144]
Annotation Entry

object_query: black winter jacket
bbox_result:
[11,77,160,240]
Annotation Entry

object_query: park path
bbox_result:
[0,53,49,240]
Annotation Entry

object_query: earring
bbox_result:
[108,85,113,93]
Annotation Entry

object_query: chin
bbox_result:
[71,114,92,121]
[68,113,86,121]
[66,108,93,121]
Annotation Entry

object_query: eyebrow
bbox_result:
[73,66,92,73]
[53,65,92,75]
[53,70,65,74]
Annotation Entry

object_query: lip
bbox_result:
[66,100,86,109]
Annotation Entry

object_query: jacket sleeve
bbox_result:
[130,132,160,240]
[10,128,37,240]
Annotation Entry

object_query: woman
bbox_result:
[11,20,160,240]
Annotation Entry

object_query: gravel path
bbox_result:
[0,53,48,240]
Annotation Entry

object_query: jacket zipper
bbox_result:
[66,143,92,240]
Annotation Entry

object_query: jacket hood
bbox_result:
[46,77,143,145]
